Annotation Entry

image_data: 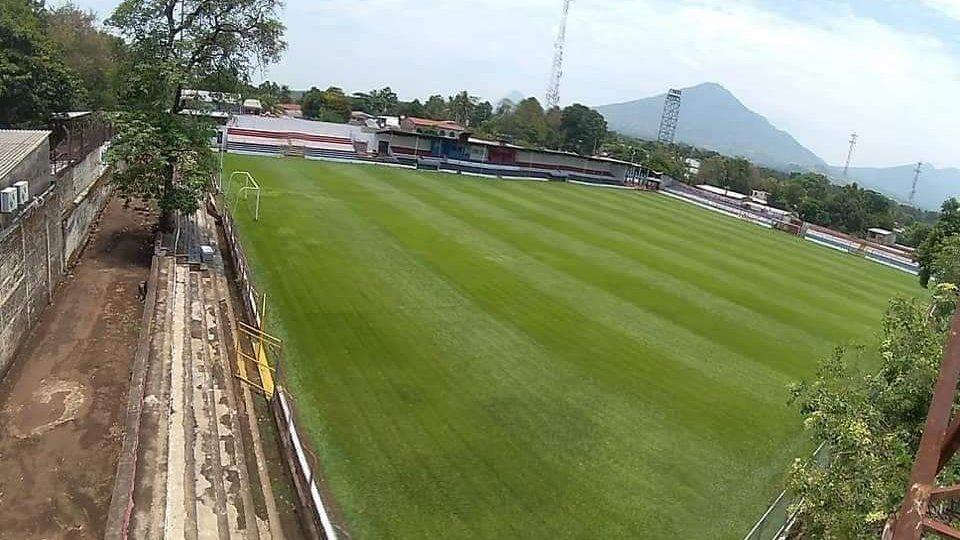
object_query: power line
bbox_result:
[842,132,857,178]
[909,161,923,206]
[657,89,682,144]
[545,0,572,110]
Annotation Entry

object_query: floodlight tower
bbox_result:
[842,132,857,178]
[545,0,572,109]
[909,161,923,206]
[657,89,682,144]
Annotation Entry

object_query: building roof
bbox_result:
[868,227,895,235]
[0,130,49,181]
[242,99,263,109]
[404,117,465,131]
[696,184,749,200]
[281,103,302,111]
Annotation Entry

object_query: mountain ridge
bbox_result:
[594,82,957,209]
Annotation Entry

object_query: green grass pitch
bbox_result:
[224,154,917,539]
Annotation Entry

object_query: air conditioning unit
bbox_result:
[0,187,18,213]
[13,181,28,205]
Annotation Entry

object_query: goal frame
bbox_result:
[226,170,262,221]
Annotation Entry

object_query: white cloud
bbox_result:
[76,0,960,169]
[922,0,960,20]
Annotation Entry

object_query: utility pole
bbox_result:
[545,0,572,110]
[842,132,857,178]
[908,162,922,206]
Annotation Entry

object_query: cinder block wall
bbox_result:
[0,138,109,376]
[0,187,64,375]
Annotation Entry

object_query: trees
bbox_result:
[45,3,122,111]
[423,94,447,120]
[446,90,477,127]
[301,86,350,122]
[559,104,607,155]
[352,87,398,116]
[899,222,932,248]
[0,0,85,127]
[106,0,285,227]
[469,100,493,128]
[787,292,960,538]
[917,199,960,287]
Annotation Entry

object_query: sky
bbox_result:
[73,0,960,169]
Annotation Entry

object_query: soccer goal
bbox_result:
[226,170,262,221]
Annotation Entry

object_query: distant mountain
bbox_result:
[824,163,960,210]
[595,82,826,170]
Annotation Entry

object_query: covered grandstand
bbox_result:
[222,115,648,186]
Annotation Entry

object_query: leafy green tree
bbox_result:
[423,94,447,120]
[278,84,292,103]
[106,0,285,228]
[930,236,960,286]
[469,100,493,128]
[787,292,960,538]
[559,104,607,155]
[353,86,398,115]
[45,3,122,111]
[511,97,549,146]
[0,0,85,126]
[918,199,960,287]
[301,86,350,122]
[446,90,477,127]
[900,222,932,248]
[398,99,425,118]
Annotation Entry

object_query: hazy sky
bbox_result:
[74,0,960,169]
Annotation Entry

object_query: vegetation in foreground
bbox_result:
[225,154,916,539]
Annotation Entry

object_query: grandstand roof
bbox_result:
[697,184,748,200]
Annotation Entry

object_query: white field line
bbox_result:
[278,390,339,540]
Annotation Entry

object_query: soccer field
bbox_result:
[224,154,917,539]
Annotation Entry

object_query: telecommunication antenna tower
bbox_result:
[545,0,572,110]
[908,161,923,206]
[657,89,682,144]
[842,132,858,178]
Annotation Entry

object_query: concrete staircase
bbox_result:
[127,209,273,540]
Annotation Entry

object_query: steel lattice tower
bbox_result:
[909,161,923,206]
[657,89,682,144]
[545,0,572,110]
[842,132,858,178]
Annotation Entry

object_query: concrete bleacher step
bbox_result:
[127,213,272,539]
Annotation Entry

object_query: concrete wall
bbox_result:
[60,142,112,265]
[58,142,109,203]
[63,175,113,265]
[0,187,65,375]
[0,139,110,376]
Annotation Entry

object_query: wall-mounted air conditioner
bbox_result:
[0,187,18,213]
[13,181,28,205]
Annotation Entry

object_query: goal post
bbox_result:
[225,170,262,221]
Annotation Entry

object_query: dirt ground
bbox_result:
[0,198,154,540]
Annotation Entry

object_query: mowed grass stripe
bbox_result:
[238,159,736,536]
[561,183,913,300]
[224,155,917,539]
[369,169,807,390]
[401,174,879,357]
[298,163,794,537]
[477,178,912,308]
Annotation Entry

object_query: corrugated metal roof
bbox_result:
[0,130,49,181]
